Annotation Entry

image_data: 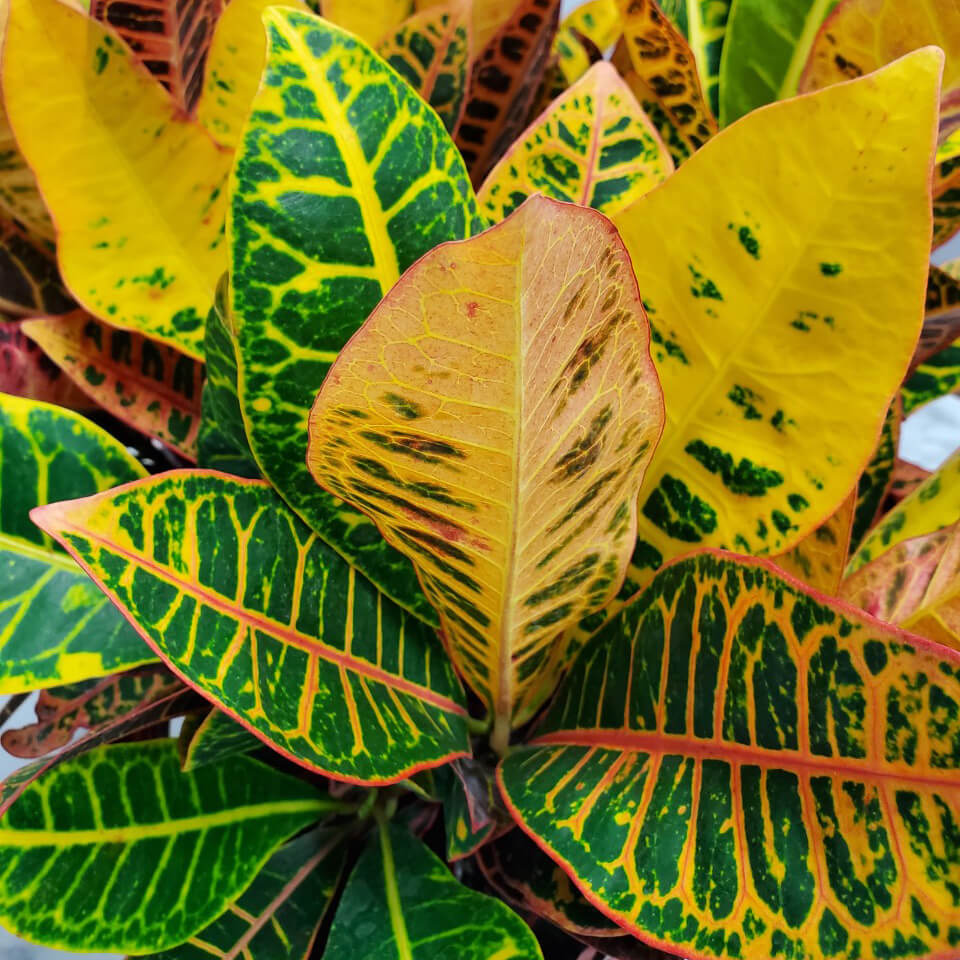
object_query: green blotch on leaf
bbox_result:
[820,262,843,277]
[685,439,783,496]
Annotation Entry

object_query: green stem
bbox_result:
[466,712,492,736]
[490,710,511,757]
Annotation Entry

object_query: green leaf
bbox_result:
[0,393,156,693]
[437,758,501,861]
[718,0,838,126]
[499,551,960,960]
[230,8,481,623]
[0,740,338,953]
[32,470,471,784]
[324,819,543,959]
[181,708,261,771]
[141,826,346,960]
[850,398,900,552]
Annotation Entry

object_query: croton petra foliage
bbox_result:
[1,0,960,956]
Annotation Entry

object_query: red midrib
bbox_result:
[60,520,467,717]
[530,728,960,789]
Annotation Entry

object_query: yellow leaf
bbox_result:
[562,0,620,50]
[2,0,232,358]
[198,0,308,150]
[320,0,413,45]
[307,196,664,741]
[612,50,941,589]
[478,61,673,220]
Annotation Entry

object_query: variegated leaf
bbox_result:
[478,62,673,221]
[0,665,181,758]
[307,196,664,738]
[230,8,480,622]
[615,0,718,159]
[531,22,603,120]
[181,707,261,771]
[141,827,347,960]
[378,1,471,133]
[850,398,900,550]
[23,311,204,459]
[454,0,561,184]
[0,394,155,693]
[719,0,839,126]
[772,488,855,595]
[912,265,960,372]
[611,51,938,593]
[0,220,73,318]
[2,0,231,357]
[0,321,91,409]
[890,458,931,504]
[323,819,543,960]
[91,0,223,114]
[499,551,960,960]
[437,758,503,860]
[32,471,470,784]
[562,0,621,50]
[849,447,960,573]
[934,131,960,248]
[0,740,337,952]
[320,0,413,45]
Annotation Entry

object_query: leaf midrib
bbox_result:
[0,798,329,848]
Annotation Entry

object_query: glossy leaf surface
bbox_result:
[181,708,261,771]
[90,0,222,113]
[0,321,91,409]
[3,0,230,357]
[454,0,561,184]
[143,827,346,960]
[719,0,838,126]
[611,51,939,588]
[0,665,181,758]
[500,551,960,960]
[772,488,855,594]
[308,197,663,730]
[0,394,154,693]
[616,0,717,158]
[230,9,478,621]
[324,819,543,959]
[378,2,471,133]
[23,312,204,459]
[849,448,960,574]
[32,471,470,783]
[0,740,335,952]
[0,221,73,318]
[478,62,673,220]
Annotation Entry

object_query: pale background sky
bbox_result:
[1,0,958,956]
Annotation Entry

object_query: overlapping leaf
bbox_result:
[32,471,470,783]
[308,196,664,736]
[890,458,931,504]
[0,221,73,317]
[378,1,471,133]
[230,8,479,621]
[23,312,204,459]
[719,0,839,126]
[615,0,717,159]
[323,819,543,960]
[563,0,621,50]
[198,0,307,150]
[0,321,91,409]
[0,740,337,952]
[499,551,960,960]
[478,62,673,221]
[934,133,960,248]
[3,0,230,357]
[320,0,412,45]
[181,707,261,771]
[142,827,347,960]
[772,488,855,594]
[454,0,561,184]
[0,665,181,758]
[610,51,939,592]
[911,265,960,372]
[849,447,960,574]
[850,398,900,550]
[437,758,503,860]
[529,25,602,122]
[90,0,223,114]
[0,394,155,693]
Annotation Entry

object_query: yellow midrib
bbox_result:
[0,531,81,573]
[0,798,330,848]
[778,0,835,98]
[379,820,414,960]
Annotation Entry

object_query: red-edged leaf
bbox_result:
[0,220,74,318]
[0,320,92,409]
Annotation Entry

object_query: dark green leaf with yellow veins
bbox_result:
[500,550,960,960]
[141,826,346,960]
[902,344,960,416]
[32,471,470,784]
[230,8,480,623]
[850,398,899,552]
[181,707,262,771]
[378,2,471,133]
[324,818,543,960]
[0,394,156,693]
[0,740,337,953]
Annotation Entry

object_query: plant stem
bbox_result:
[466,712,492,736]
[490,711,511,757]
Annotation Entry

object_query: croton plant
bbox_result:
[0,0,958,957]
